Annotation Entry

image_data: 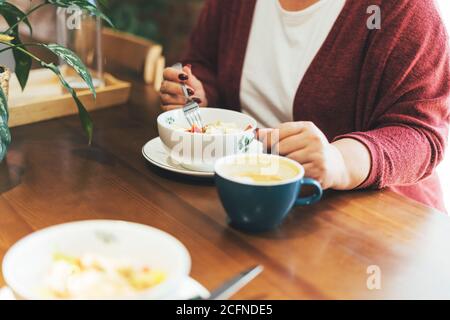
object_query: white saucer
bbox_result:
[142,137,263,178]
[142,137,214,177]
[0,277,209,300]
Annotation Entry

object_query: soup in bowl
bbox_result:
[157,108,257,172]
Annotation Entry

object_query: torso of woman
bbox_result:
[240,0,346,128]
[183,0,450,212]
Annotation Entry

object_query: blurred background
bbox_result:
[0,0,203,67]
[0,0,449,211]
[100,0,202,64]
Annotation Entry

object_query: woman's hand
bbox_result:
[258,122,370,190]
[160,64,208,111]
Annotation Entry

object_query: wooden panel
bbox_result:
[102,28,163,84]
[20,28,164,85]
[8,69,131,128]
[153,56,166,91]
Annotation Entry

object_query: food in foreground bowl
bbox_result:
[182,121,253,134]
[43,253,166,299]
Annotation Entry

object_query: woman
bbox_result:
[159,0,450,212]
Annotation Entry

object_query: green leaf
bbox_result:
[8,37,31,90]
[42,62,93,145]
[0,85,11,162]
[96,0,109,8]
[0,3,32,90]
[0,2,33,35]
[46,0,113,27]
[44,44,96,98]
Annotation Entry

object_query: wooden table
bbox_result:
[1,73,450,300]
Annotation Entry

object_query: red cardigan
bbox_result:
[183,0,450,212]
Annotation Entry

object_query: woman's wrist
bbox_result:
[330,139,371,190]
[328,143,352,190]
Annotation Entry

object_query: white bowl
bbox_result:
[2,220,191,300]
[157,108,257,172]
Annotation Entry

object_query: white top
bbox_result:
[240,0,346,128]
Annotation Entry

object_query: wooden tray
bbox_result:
[8,68,131,128]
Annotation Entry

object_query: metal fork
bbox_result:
[173,63,204,129]
[190,265,264,300]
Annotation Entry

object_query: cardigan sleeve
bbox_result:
[182,0,221,106]
[335,0,450,189]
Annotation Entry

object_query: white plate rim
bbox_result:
[142,137,215,178]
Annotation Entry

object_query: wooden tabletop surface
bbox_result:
[1,72,450,300]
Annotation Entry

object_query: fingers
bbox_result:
[276,124,325,155]
[279,122,308,140]
[302,163,325,186]
[160,67,193,105]
[160,66,195,109]
[286,149,316,165]
[184,64,198,88]
[163,67,189,83]
[275,132,309,155]
[302,163,315,174]
[160,80,194,97]
[257,122,312,148]
[183,64,192,78]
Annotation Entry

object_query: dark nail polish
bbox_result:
[192,97,202,104]
[179,73,189,81]
[187,88,194,96]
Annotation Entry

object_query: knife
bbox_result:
[190,265,264,300]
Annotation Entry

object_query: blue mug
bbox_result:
[214,154,323,233]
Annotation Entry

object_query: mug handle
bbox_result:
[295,178,323,206]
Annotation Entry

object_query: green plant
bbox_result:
[0,0,112,162]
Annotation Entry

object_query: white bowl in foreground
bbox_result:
[157,108,257,172]
[2,220,191,300]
